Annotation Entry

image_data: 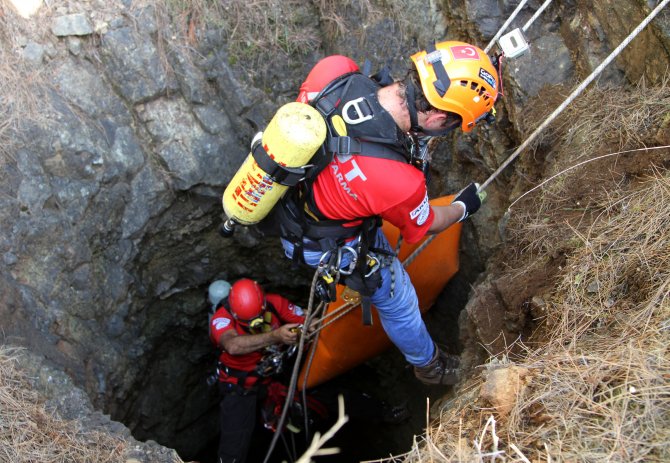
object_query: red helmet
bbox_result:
[228,279,265,327]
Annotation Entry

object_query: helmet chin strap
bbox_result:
[417,125,459,137]
[405,81,461,138]
[405,81,422,133]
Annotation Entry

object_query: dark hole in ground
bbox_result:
[191,359,449,463]
[118,257,475,463]
[182,278,471,463]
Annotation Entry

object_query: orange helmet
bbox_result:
[228,279,265,328]
[410,41,499,132]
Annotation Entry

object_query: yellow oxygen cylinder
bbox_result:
[221,102,326,234]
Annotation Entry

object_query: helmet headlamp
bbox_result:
[247,314,265,330]
[233,301,267,330]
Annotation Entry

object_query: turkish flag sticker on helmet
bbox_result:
[450,45,480,60]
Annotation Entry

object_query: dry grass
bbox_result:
[510,171,670,461]
[0,1,50,162]
[157,0,429,80]
[316,0,437,50]
[506,78,670,259]
[527,77,670,193]
[219,0,320,59]
[546,171,670,344]
[379,168,670,463]
[0,346,127,463]
[548,79,669,164]
[375,78,670,462]
[316,0,381,39]
[2,2,667,462]
[158,0,321,77]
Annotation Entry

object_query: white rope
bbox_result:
[522,0,554,32]
[263,271,322,463]
[507,145,670,211]
[478,0,670,193]
[484,0,530,53]
[402,234,435,267]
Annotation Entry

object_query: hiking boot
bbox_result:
[413,346,460,385]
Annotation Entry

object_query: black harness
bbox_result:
[280,73,413,240]
[215,300,285,392]
[268,70,424,318]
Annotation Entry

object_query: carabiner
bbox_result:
[364,254,381,278]
[318,249,339,277]
[318,249,334,269]
[338,246,358,275]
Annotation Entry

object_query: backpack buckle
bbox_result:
[328,136,361,157]
[337,136,351,155]
[342,97,374,125]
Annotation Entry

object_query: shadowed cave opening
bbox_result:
[86,183,485,462]
[107,246,474,463]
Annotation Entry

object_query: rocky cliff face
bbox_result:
[1,0,668,460]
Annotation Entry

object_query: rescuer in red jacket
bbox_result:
[208,278,305,463]
[276,41,500,386]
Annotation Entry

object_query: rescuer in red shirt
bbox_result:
[276,41,500,385]
[208,278,305,463]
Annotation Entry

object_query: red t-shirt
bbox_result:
[312,154,434,243]
[297,55,434,244]
[209,294,305,386]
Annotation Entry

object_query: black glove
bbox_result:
[452,182,483,222]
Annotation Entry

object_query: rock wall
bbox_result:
[1,0,668,459]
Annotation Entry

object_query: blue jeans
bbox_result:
[281,228,435,366]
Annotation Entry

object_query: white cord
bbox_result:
[478,0,670,193]
[507,146,670,211]
[484,0,530,53]
[522,0,554,32]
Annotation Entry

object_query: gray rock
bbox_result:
[132,5,158,36]
[121,164,170,239]
[52,58,131,120]
[16,35,28,47]
[15,149,51,213]
[587,280,600,294]
[104,126,146,182]
[3,252,18,266]
[193,105,234,134]
[2,1,668,460]
[17,174,51,213]
[71,263,91,291]
[173,54,212,104]
[100,27,178,103]
[106,314,126,338]
[22,41,45,63]
[67,36,82,55]
[51,14,93,37]
[12,349,180,462]
[465,0,504,39]
[504,31,574,108]
[44,43,58,58]
[142,97,238,190]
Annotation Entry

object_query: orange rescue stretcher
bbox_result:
[297,195,462,390]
